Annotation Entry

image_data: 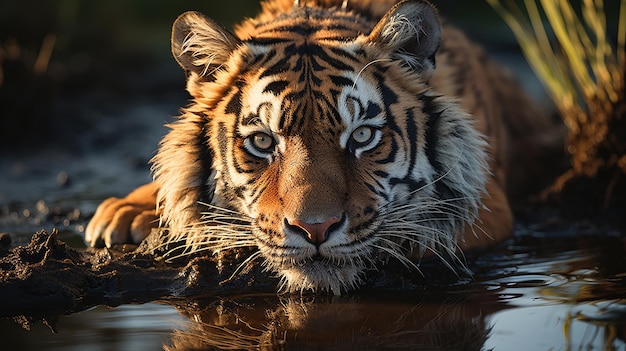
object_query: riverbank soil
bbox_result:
[543,84,626,230]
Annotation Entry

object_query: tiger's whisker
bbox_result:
[226,250,264,281]
[353,58,393,90]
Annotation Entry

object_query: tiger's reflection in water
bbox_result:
[164,293,493,351]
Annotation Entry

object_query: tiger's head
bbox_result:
[153,0,488,294]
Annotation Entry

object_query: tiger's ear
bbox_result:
[171,11,240,79]
[367,0,441,75]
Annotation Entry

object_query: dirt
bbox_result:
[0,229,281,328]
[1,227,470,330]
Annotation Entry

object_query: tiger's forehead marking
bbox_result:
[338,72,385,125]
[248,7,374,42]
[338,73,385,148]
[232,6,384,140]
[239,67,385,144]
[236,38,381,138]
[243,75,285,132]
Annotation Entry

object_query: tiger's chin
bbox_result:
[273,259,366,296]
[253,220,378,295]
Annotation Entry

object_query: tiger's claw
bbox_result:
[85,183,159,248]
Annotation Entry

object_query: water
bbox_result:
[478,231,626,351]
[1,303,187,351]
[1,224,624,350]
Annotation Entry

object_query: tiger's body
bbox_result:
[86,0,553,294]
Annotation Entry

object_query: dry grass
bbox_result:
[487,0,626,199]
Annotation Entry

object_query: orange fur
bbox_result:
[86,0,553,293]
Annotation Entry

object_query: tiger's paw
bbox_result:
[85,183,159,248]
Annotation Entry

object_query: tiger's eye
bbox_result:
[351,126,374,144]
[252,133,274,150]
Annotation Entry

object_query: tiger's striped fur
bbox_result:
[86,0,548,294]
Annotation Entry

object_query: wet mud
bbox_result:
[0,228,466,330]
[0,229,279,328]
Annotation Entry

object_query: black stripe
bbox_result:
[259,55,292,79]
[259,24,321,37]
[249,37,293,45]
[404,108,419,179]
[263,80,290,95]
[420,94,465,199]
[328,47,360,62]
[196,119,215,205]
[299,51,323,86]
[373,170,388,178]
[329,75,353,87]
[364,101,382,120]
[292,100,307,133]
[278,92,299,132]
[225,81,245,115]
[236,144,264,169]
[363,181,388,201]
[248,183,267,205]
[241,113,260,126]
[247,48,277,67]
[307,43,352,71]
[232,185,246,199]
[369,174,386,193]
[349,215,378,234]
[422,94,443,173]
[313,90,341,126]
[389,176,426,191]
[375,137,397,164]
[377,75,401,134]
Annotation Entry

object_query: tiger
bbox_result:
[85,0,554,294]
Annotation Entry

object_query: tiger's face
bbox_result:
[154,1,488,294]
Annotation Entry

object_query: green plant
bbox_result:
[487,0,626,200]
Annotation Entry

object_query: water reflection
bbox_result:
[159,231,626,350]
[1,231,625,350]
[166,292,494,351]
[1,303,187,351]
[480,231,626,351]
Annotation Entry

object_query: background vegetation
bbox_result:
[488,0,625,215]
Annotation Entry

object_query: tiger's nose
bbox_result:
[286,215,343,245]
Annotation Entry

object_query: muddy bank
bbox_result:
[0,229,280,328]
[0,229,465,329]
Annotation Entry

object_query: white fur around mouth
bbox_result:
[255,232,378,295]
[277,259,365,295]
